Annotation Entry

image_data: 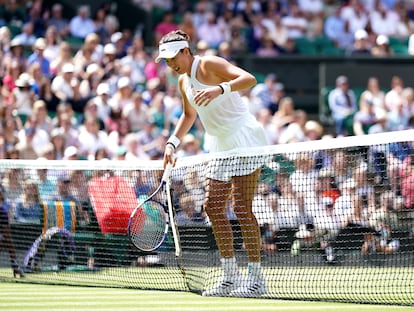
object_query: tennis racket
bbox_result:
[127,163,182,257]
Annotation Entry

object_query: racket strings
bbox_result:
[129,200,168,251]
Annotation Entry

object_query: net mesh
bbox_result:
[0,130,413,305]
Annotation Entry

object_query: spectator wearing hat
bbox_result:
[1,37,25,77]
[63,146,79,160]
[100,43,117,78]
[350,29,372,56]
[78,63,105,98]
[51,62,79,106]
[328,75,358,137]
[27,37,51,78]
[69,5,96,40]
[371,34,393,57]
[109,76,133,111]
[10,72,36,118]
[90,82,112,123]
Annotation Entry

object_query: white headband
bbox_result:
[155,41,189,63]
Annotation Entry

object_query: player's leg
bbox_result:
[230,169,266,297]
[202,178,240,296]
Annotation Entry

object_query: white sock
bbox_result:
[247,262,262,278]
[221,257,238,277]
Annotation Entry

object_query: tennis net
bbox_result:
[0,130,413,305]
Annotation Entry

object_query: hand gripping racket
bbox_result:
[128,163,181,257]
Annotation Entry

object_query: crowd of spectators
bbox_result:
[0,0,413,267]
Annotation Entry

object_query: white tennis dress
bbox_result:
[185,56,268,181]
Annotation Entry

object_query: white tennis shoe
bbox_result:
[202,271,242,297]
[230,273,267,298]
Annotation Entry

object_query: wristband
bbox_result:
[219,82,231,95]
[167,135,180,149]
[217,84,224,94]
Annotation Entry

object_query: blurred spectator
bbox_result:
[267,14,288,51]
[1,38,25,78]
[274,175,302,230]
[359,76,386,114]
[13,22,36,46]
[78,63,104,99]
[50,41,73,77]
[31,99,53,134]
[48,3,70,38]
[0,189,24,277]
[122,92,148,132]
[51,63,80,108]
[107,117,131,155]
[1,59,22,104]
[340,0,368,35]
[250,73,278,113]
[289,152,318,221]
[371,34,394,57]
[256,33,280,57]
[324,7,345,46]
[69,5,96,40]
[408,33,414,56]
[13,179,41,224]
[34,166,57,201]
[10,72,36,118]
[197,11,224,49]
[256,108,279,145]
[178,11,197,46]
[28,62,52,103]
[176,133,202,157]
[49,127,66,160]
[304,120,323,141]
[77,116,109,160]
[384,75,406,112]
[1,168,24,210]
[272,96,296,129]
[278,109,308,144]
[123,132,149,161]
[369,3,399,38]
[281,3,308,39]
[154,11,178,46]
[63,146,79,160]
[352,99,379,136]
[349,28,372,55]
[4,0,25,27]
[386,98,409,131]
[328,75,358,137]
[109,76,134,110]
[90,82,112,123]
[17,119,49,159]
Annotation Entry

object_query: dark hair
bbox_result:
[159,30,191,45]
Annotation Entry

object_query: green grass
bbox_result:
[0,283,413,311]
[1,265,413,306]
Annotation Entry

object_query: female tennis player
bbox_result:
[158,30,268,297]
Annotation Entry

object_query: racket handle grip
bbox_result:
[162,163,173,181]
